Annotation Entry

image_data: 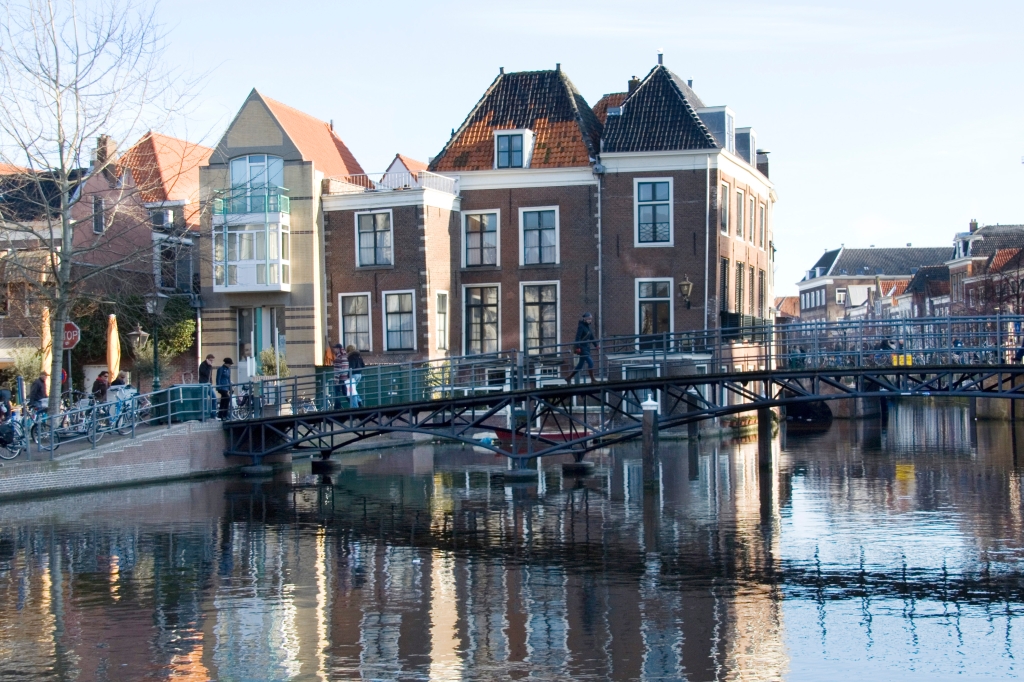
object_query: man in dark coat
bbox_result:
[566,312,598,383]
[216,358,233,419]
[198,353,216,416]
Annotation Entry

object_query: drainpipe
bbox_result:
[595,165,604,341]
[704,154,711,330]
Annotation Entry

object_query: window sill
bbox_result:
[356,264,395,271]
[633,241,674,248]
[519,262,561,269]
[461,265,501,272]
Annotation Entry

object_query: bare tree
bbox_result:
[0,0,201,412]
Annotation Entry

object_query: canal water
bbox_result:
[1,401,1022,681]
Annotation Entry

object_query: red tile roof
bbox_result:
[989,248,1023,273]
[393,154,428,174]
[880,279,909,297]
[429,69,601,172]
[592,93,627,125]
[0,162,30,175]
[774,296,799,317]
[119,132,213,204]
[261,94,364,178]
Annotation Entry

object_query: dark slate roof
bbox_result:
[601,65,718,153]
[429,69,602,172]
[812,249,841,273]
[828,247,952,277]
[966,224,1024,257]
[0,168,87,223]
[905,265,949,294]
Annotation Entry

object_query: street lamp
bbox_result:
[145,292,169,391]
[678,275,693,309]
[126,324,150,391]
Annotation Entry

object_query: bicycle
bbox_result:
[229,385,263,421]
[0,415,26,460]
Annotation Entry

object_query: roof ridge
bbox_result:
[429,72,505,170]
[654,66,717,146]
[556,69,601,159]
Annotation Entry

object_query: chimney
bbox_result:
[657,50,663,65]
[628,76,640,94]
[94,134,117,168]
[555,63,560,73]
[969,218,979,233]
[687,79,693,88]
[499,66,504,74]
[755,148,770,178]
[329,119,334,131]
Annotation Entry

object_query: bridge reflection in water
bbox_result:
[1,401,1023,680]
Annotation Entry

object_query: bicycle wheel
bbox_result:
[115,408,135,435]
[0,422,23,459]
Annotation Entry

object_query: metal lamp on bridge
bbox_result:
[678,276,693,309]
[144,293,169,391]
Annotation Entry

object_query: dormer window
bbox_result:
[494,130,534,169]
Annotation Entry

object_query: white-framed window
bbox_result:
[634,178,673,246]
[494,129,534,169]
[229,154,284,212]
[92,196,106,234]
[339,293,372,352]
[636,278,674,336]
[435,291,449,350]
[463,210,499,268]
[836,288,847,305]
[213,222,290,287]
[520,281,560,354]
[355,210,393,267]
[463,284,500,355]
[736,190,745,241]
[719,183,730,234]
[758,204,766,249]
[519,206,559,265]
[748,196,755,243]
[720,258,729,311]
[382,290,415,351]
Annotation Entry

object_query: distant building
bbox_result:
[773,295,799,323]
[948,221,1024,314]
[797,246,950,321]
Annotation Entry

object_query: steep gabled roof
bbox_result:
[774,296,800,317]
[389,154,428,174]
[601,65,718,153]
[593,93,627,125]
[880,279,910,298]
[905,265,949,294]
[428,69,601,172]
[988,248,1024,274]
[828,247,951,276]
[119,132,213,205]
[259,93,365,178]
[812,249,841,274]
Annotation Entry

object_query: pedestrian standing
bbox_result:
[566,312,599,383]
[199,353,216,417]
[216,358,233,420]
[28,371,48,411]
[332,343,349,409]
[347,345,364,408]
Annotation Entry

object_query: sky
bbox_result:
[161,0,1024,294]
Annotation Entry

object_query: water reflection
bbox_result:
[1,400,1022,680]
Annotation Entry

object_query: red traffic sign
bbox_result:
[62,321,81,350]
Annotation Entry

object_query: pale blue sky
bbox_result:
[163,0,1024,294]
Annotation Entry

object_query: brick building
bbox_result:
[323,59,777,363]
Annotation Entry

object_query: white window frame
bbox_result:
[719,183,730,235]
[836,288,847,305]
[633,177,674,248]
[381,289,417,352]
[493,129,534,169]
[461,209,501,268]
[354,208,395,268]
[735,189,745,241]
[461,283,501,356]
[748,195,756,243]
[518,206,560,266]
[758,203,766,249]
[519,280,561,353]
[635,277,675,336]
[435,290,449,350]
[338,292,373,352]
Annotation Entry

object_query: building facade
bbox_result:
[322,60,777,364]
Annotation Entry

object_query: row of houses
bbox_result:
[198,58,777,371]
[0,57,778,380]
[777,221,1024,324]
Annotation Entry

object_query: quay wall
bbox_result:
[0,421,247,502]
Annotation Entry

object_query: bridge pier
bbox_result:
[642,398,659,490]
[505,458,539,481]
[757,408,773,469]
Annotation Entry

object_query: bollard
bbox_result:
[642,397,659,490]
[757,407,772,469]
[686,388,700,441]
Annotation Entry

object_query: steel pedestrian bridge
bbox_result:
[223,315,1024,466]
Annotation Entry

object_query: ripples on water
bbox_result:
[1,401,1022,681]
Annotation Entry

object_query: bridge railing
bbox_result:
[219,315,1024,421]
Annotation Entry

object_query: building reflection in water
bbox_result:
[0,400,1022,680]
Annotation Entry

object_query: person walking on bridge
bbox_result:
[216,358,233,420]
[566,312,599,384]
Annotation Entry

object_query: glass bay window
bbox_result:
[213,222,291,288]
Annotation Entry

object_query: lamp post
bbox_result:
[145,293,169,391]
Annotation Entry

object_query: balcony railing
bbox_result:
[213,186,290,215]
[326,170,458,196]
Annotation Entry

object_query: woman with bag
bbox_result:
[346,345,364,407]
